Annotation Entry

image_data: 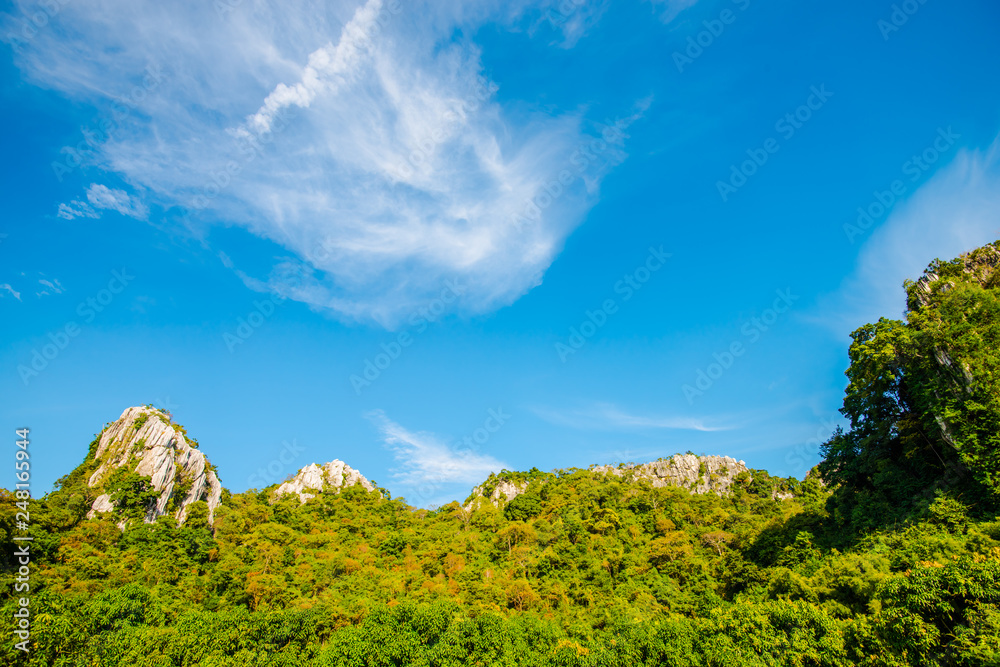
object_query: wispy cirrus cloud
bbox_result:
[0,275,66,300]
[526,0,611,49]
[647,0,701,25]
[532,401,736,432]
[812,134,1000,336]
[366,409,507,487]
[0,284,21,301]
[9,0,634,327]
[57,184,148,221]
[36,278,65,297]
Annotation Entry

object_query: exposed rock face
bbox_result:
[467,455,755,509]
[86,406,223,525]
[489,480,528,502]
[805,466,826,487]
[907,242,1000,452]
[592,454,750,495]
[465,479,529,509]
[909,242,1000,311]
[273,460,376,503]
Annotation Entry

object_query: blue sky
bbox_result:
[2,0,1000,507]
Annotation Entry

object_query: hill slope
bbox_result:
[3,243,1000,666]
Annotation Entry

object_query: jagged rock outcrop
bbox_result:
[908,242,1000,311]
[805,466,826,487]
[466,454,756,509]
[592,454,750,495]
[86,406,223,525]
[273,460,376,504]
[465,479,529,509]
[906,242,1000,454]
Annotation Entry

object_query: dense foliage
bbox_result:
[3,243,1000,665]
[820,244,1000,535]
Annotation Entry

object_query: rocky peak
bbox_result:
[86,406,223,526]
[466,454,755,510]
[465,479,529,509]
[908,241,1000,311]
[272,460,376,504]
[591,454,750,495]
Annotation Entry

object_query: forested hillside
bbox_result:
[4,244,1000,666]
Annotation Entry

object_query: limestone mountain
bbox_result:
[464,454,783,510]
[464,476,532,509]
[819,240,1000,534]
[903,241,1000,489]
[9,242,1000,667]
[272,460,377,504]
[591,454,751,494]
[80,406,223,526]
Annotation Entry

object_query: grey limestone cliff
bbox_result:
[466,454,757,509]
[87,406,223,525]
[591,454,750,495]
[272,460,376,503]
[464,478,529,509]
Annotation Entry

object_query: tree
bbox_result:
[496,522,536,557]
[505,580,539,611]
[107,470,161,523]
[701,531,735,557]
[504,493,542,522]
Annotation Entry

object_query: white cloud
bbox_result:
[11,0,635,327]
[533,402,736,432]
[648,0,700,25]
[814,135,1000,336]
[57,183,148,221]
[526,0,611,48]
[86,184,149,219]
[36,278,65,297]
[56,201,100,221]
[0,284,21,301]
[366,409,508,487]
